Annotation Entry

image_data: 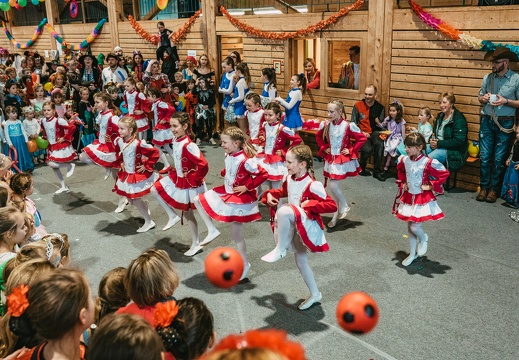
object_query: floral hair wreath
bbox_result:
[43,233,65,262]
[210,329,306,360]
[7,284,30,317]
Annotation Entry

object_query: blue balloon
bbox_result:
[32,0,39,5]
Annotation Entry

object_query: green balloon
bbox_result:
[19,0,27,7]
[36,136,49,150]
[0,3,10,11]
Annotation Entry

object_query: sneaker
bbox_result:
[209,138,216,145]
[476,189,488,202]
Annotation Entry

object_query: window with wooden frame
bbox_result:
[291,38,321,89]
[327,40,361,91]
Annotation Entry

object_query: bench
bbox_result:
[298,129,320,157]
[445,156,479,191]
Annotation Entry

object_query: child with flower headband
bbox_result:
[22,105,45,165]
[117,248,180,325]
[275,73,306,131]
[6,268,94,360]
[155,297,214,360]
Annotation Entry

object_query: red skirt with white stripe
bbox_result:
[198,188,261,223]
[323,154,361,180]
[395,191,444,223]
[114,172,160,199]
[47,145,77,163]
[82,141,117,168]
[152,129,174,146]
[134,115,150,133]
[153,176,206,211]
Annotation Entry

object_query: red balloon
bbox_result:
[204,247,244,288]
[27,139,38,153]
[336,292,379,334]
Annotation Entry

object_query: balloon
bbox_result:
[18,0,27,7]
[336,292,379,334]
[468,140,479,158]
[31,0,38,4]
[0,3,10,11]
[157,0,169,10]
[119,103,128,115]
[35,136,49,149]
[70,0,78,18]
[8,0,15,6]
[204,247,244,288]
[27,140,38,153]
[43,82,53,93]
[0,0,8,3]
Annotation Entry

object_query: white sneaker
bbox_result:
[338,206,351,220]
[66,163,75,178]
[162,215,181,231]
[209,138,216,145]
[137,221,156,233]
[114,199,129,213]
[261,248,286,263]
[298,292,322,310]
[55,186,69,194]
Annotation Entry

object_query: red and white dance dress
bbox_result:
[197,150,268,223]
[262,173,337,252]
[246,108,265,152]
[256,121,302,181]
[113,137,160,199]
[41,116,77,163]
[124,90,152,133]
[153,135,208,211]
[316,119,367,180]
[81,110,119,168]
[395,154,449,223]
[151,98,175,146]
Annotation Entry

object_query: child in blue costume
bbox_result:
[4,105,34,172]
[276,73,306,131]
[218,57,236,111]
[261,67,277,107]
[228,63,250,135]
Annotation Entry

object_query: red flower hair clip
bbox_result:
[154,299,179,328]
[7,284,30,317]
[210,329,306,360]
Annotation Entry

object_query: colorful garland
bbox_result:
[128,15,159,45]
[46,18,106,50]
[408,0,519,56]
[170,9,201,43]
[220,0,365,40]
[2,18,47,49]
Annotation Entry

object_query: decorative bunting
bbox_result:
[170,9,201,43]
[128,15,160,45]
[219,0,365,40]
[46,18,106,50]
[2,18,47,49]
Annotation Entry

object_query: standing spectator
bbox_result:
[78,53,101,95]
[351,84,386,181]
[477,47,519,203]
[304,58,320,90]
[101,53,127,89]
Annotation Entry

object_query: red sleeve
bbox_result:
[303,194,338,215]
[220,168,226,177]
[139,142,160,172]
[184,144,209,183]
[396,156,406,185]
[139,93,152,113]
[306,70,320,89]
[246,162,268,190]
[315,125,329,157]
[281,128,302,156]
[59,118,76,142]
[261,179,288,205]
[113,138,123,168]
[427,159,450,194]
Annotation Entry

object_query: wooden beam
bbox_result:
[201,0,220,130]
[132,0,140,21]
[272,0,298,14]
[45,0,59,52]
[107,0,123,49]
[143,5,160,21]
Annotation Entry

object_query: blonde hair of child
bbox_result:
[118,116,138,138]
[419,106,434,122]
[0,207,23,245]
[222,126,257,158]
[288,144,315,179]
[323,100,345,144]
[124,248,180,307]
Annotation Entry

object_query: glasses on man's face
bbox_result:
[492,60,507,65]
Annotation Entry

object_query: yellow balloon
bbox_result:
[44,82,53,92]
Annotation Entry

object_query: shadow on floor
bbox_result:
[182,272,257,294]
[393,251,452,278]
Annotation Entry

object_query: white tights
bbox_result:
[48,161,73,189]
[132,198,152,225]
[327,179,347,221]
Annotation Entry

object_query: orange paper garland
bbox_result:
[170,9,202,43]
[220,0,365,41]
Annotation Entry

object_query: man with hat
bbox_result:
[114,46,124,58]
[477,46,519,203]
[78,53,101,93]
[101,53,127,88]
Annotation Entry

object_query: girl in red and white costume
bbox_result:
[245,92,265,152]
[316,100,367,227]
[40,102,77,194]
[123,78,151,140]
[257,102,302,200]
[151,112,210,257]
[261,145,337,310]
[194,127,268,280]
[79,92,129,213]
[395,133,449,266]
[147,87,175,172]
[113,116,160,233]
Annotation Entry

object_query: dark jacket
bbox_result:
[432,107,468,172]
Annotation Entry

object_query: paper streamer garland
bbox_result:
[128,15,159,45]
[46,18,106,50]
[170,9,201,43]
[220,0,365,41]
[407,0,519,57]
[2,18,47,49]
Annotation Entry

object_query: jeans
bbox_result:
[359,131,384,173]
[426,145,447,166]
[479,115,514,191]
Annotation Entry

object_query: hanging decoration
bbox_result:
[219,0,365,41]
[69,0,78,18]
[407,0,519,56]
[2,18,47,49]
[0,0,42,11]
[157,0,169,11]
[169,9,201,43]
[46,18,106,50]
[128,15,159,45]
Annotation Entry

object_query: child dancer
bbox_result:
[257,102,302,198]
[77,86,96,147]
[22,106,45,165]
[395,133,449,266]
[193,77,216,145]
[228,63,250,135]
[218,57,236,116]
[113,116,159,232]
[124,78,151,140]
[245,93,265,152]
[275,73,306,131]
[40,101,76,194]
[407,106,433,143]
[194,127,268,280]
[261,67,277,106]
[30,83,50,118]
[147,88,174,173]
[316,100,367,227]
[3,105,34,172]
[151,112,209,256]
[501,130,519,208]
[378,101,406,178]
[261,145,337,310]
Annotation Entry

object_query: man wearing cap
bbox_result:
[101,53,127,88]
[114,46,124,59]
[477,47,519,203]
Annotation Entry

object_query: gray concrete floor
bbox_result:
[31,143,519,360]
